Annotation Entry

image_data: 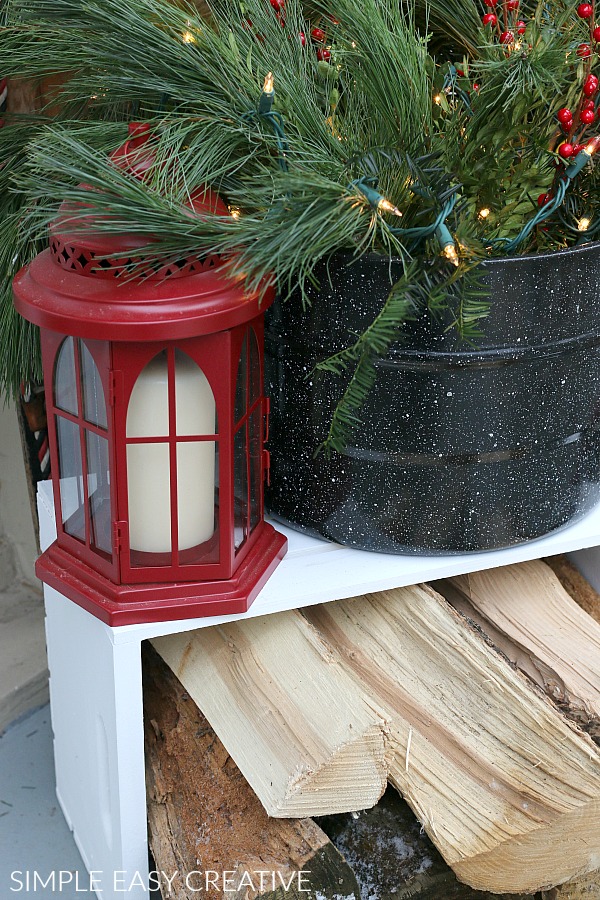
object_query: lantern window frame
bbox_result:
[122,345,221,576]
[49,334,118,582]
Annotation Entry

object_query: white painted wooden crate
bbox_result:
[37,479,600,900]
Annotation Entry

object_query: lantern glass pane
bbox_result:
[126,443,172,558]
[234,423,248,551]
[249,328,261,406]
[249,406,262,533]
[56,415,85,542]
[177,441,216,548]
[54,336,78,415]
[86,430,112,558]
[234,335,247,424]
[175,349,217,436]
[126,351,169,438]
[80,342,107,429]
[177,440,220,566]
[125,350,222,570]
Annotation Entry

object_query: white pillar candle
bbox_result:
[126,350,216,554]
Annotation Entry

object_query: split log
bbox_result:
[142,642,361,900]
[154,583,600,895]
[152,611,389,817]
[305,588,600,894]
[545,555,600,626]
[433,560,600,740]
[542,873,600,899]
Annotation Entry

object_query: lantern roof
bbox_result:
[13,124,273,340]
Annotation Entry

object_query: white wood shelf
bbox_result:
[35,478,600,900]
[38,480,600,643]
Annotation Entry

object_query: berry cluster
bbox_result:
[555,4,600,159]
[481,0,526,47]
[269,0,333,63]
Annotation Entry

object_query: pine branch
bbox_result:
[315,261,421,456]
[1,0,597,413]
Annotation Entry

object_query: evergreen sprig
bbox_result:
[315,260,488,455]
[1,0,598,449]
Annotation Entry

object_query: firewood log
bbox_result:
[433,560,600,740]
[143,643,361,900]
[154,582,600,894]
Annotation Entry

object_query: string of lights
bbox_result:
[249,74,598,265]
[489,136,600,252]
[352,177,460,264]
[244,73,290,173]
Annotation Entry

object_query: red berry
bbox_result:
[581,108,596,123]
[482,12,497,25]
[583,98,595,109]
[557,107,573,124]
[594,26,600,42]
[558,142,575,158]
[577,3,594,17]
[507,0,519,9]
[538,192,552,206]
[516,20,526,34]
[311,27,326,41]
[578,43,592,58]
[298,31,306,45]
[573,143,586,153]
[500,30,514,43]
[484,0,496,5]
[583,75,599,97]
[316,47,331,61]
[456,68,465,76]
[269,0,285,10]
[473,82,480,91]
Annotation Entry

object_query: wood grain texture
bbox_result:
[305,586,600,893]
[154,581,600,894]
[542,871,600,899]
[318,788,544,900]
[545,555,600,626]
[435,561,600,740]
[152,610,389,818]
[143,642,361,900]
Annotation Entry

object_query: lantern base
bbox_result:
[36,524,288,626]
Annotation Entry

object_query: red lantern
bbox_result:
[13,126,287,625]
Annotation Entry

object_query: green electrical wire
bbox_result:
[243,78,289,173]
[489,141,600,253]
[352,177,459,258]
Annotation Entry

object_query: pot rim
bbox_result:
[328,238,600,270]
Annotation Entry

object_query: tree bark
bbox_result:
[143,642,361,900]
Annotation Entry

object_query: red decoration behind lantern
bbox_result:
[13,125,287,626]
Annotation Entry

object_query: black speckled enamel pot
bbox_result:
[264,243,600,553]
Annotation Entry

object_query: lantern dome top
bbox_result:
[50,123,230,282]
[13,124,274,341]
